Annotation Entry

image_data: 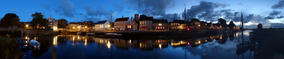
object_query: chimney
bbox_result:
[135,14,139,22]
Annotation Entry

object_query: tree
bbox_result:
[228,21,236,29]
[0,13,20,28]
[30,12,50,30]
[257,23,263,29]
[84,21,94,27]
[57,19,68,28]
[218,18,227,27]
[191,18,200,22]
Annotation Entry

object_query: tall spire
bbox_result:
[241,12,244,29]
[183,4,187,21]
[110,15,113,22]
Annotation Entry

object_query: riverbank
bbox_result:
[92,30,238,39]
[0,30,58,38]
[0,29,239,40]
[249,28,284,59]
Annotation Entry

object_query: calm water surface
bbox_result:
[1,30,257,59]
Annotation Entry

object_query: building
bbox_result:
[153,19,169,31]
[127,18,138,30]
[170,20,187,31]
[67,22,83,32]
[212,24,222,30]
[23,22,32,29]
[139,15,153,31]
[134,14,139,22]
[48,17,58,31]
[200,21,208,30]
[188,18,201,30]
[114,17,129,31]
[83,21,94,31]
[94,20,111,32]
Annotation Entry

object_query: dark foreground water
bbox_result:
[0,30,282,59]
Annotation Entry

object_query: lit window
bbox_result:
[107,24,111,28]
[128,25,132,28]
[77,26,81,29]
[158,23,162,26]
[72,27,76,29]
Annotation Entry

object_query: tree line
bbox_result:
[0,12,67,30]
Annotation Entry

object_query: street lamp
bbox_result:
[53,26,58,31]
[25,24,29,29]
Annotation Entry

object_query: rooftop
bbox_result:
[115,17,129,22]
[95,20,108,24]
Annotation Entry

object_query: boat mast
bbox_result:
[241,12,244,30]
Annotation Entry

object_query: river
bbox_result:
[0,30,260,59]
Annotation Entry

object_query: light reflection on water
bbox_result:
[0,30,256,59]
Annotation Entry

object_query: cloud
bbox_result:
[265,10,283,19]
[183,1,226,21]
[270,23,284,28]
[84,6,114,22]
[272,0,284,9]
[127,0,174,16]
[179,1,274,28]
[181,1,271,26]
[85,17,102,21]
[245,14,268,23]
[160,13,181,21]
[57,0,75,17]
[270,11,281,16]
[85,6,113,17]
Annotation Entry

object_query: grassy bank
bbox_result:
[250,28,284,59]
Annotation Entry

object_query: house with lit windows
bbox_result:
[94,20,111,32]
[139,15,153,31]
[67,22,83,32]
[127,18,138,31]
[153,19,169,31]
[47,17,59,31]
[114,17,129,31]
[188,18,201,30]
[170,20,187,31]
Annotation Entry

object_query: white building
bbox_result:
[94,20,111,32]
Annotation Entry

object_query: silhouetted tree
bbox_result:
[139,15,147,20]
[191,18,200,22]
[57,19,68,28]
[30,12,49,30]
[257,23,263,29]
[0,13,20,28]
[218,18,227,28]
[228,21,236,29]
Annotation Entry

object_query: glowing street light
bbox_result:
[77,26,81,29]
[53,26,58,31]
[178,25,184,29]
[25,24,29,29]
[107,24,111,28]
[128,40,132,43]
